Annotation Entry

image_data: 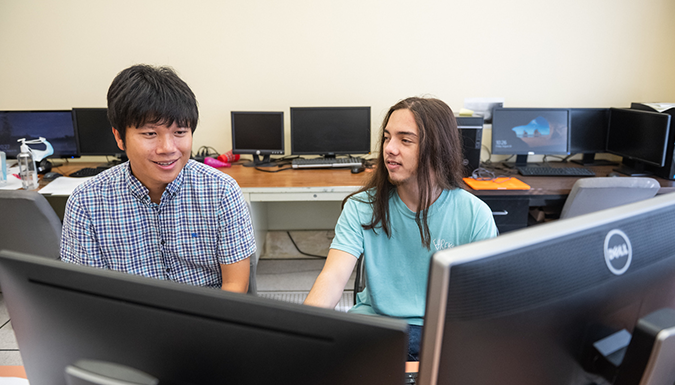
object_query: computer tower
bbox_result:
[631,103,675,180]
[456,116,483,177]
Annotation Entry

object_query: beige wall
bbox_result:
[1,0,674,156]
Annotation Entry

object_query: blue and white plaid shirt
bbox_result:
[60,160,256,288]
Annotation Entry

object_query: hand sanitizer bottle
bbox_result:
[0,150,7,185]
[17,139,38,190]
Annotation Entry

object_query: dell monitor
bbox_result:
[290,107,371,157]
[72,108,127,163]
[0,251,408,385]
[231,111,284,167]
[491,108,570,167]
[606,108,671,177]
[569,108,615,166]
[0,110,79,160]
[418,193,675,385]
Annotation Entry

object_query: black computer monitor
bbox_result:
[569,108,615,166]
[491,108,570,166]
[0,110,79,159]
[0,251,408,385]
[290,107,371,157]
[72,108,127,162]
[231,111,284,167]
[606,108,671,177]
[418,193,675,385]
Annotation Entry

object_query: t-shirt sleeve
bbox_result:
[470,199,500,241]
[60,189,107,267]
[330,198,365,259]
[217,181,257,264]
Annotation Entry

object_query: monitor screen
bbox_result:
[491,108,570,158]
[606,108,671,168]
[0,251,408,385]
[290,107,371,156]
[418,193,675,385]
[569,108,609,154]
[73,108,124,157]
[0,110,79,159]
[231,111,284,167]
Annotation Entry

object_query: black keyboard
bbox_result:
[405,371,418,384]
[291,157,364,169]
[517,166,595,177]
[69,167,109,178]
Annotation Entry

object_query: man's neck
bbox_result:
[396,182,442,212]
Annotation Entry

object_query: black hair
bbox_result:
[107,64,198,145]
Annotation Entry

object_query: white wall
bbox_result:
[1,0,674,156]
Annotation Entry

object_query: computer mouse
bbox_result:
[607,172,622,177]
[42,172,63,181]
[351,166,365,174]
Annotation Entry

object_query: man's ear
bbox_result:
[112,127,125,151]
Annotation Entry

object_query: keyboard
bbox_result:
[69,166,109,178]
[291,157,364,169]
[517,166,595,177]
[405,371,418,384]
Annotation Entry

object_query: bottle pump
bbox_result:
[17,137,53,190]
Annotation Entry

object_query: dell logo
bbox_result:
[604,230,632,275]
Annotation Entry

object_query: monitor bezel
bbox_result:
[230,111,285,156]
[568,107,610,154]
[419,193,675,385]
[72,107,126,158]
[490,107,571,157]
[0,251,408,385]
[290,106,371,157]
[606,108,671,168]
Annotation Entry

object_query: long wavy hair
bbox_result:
[347,97,464,249]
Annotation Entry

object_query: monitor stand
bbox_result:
[502,154,541,169]
[243,154,277,168]
[571,153,618,166]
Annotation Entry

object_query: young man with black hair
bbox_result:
[61,64,255,293]
[304,97,498,360]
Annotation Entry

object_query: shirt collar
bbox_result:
[123,161,187,204]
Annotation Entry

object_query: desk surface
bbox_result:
[52,161,675,197]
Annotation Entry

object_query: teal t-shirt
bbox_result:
[331,188,498,325]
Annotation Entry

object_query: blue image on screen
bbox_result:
[512,117,551,138]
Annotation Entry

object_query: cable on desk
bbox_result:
[286,231,327,259]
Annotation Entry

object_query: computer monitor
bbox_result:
[569,108,615,166]
[231,111,284,167]
[0,251,408,385]
[0,110,79,159]
[72,108,127,162]
[491,108,570,166]
[606,108,671,176]
[418,193,675,385]
[290,107,371,157]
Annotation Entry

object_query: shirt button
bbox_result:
[166,268,170,272]
[161,240,165,245]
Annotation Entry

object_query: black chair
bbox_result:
[0,190,62,260]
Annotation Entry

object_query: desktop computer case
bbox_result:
[631,103,675,180]
[457,116,483,177]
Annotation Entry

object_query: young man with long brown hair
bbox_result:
[304,97,498,360]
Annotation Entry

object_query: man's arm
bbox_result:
[220,258,250,293]
[304,249,358,309]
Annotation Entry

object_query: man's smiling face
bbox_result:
[113,121,192,194]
